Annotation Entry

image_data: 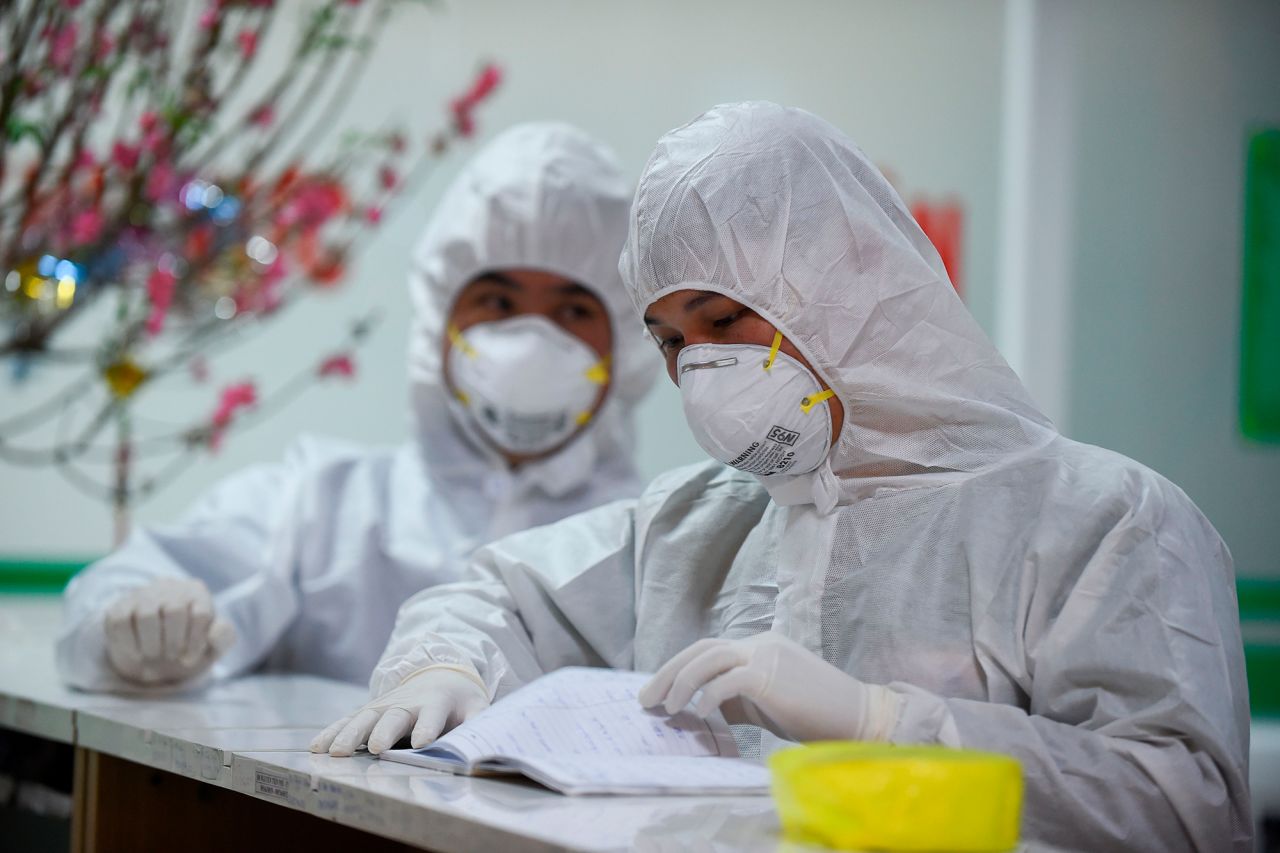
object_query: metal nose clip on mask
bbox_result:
[446,315,610,456]
[677,331,835,477]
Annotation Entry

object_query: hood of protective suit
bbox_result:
[409,123,657,495]
[620,102,1057,512]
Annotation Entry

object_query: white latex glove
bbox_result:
[639,633,903,743]
[310,666,490,757]
[102,577,236,687]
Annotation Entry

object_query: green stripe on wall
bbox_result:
[1239,577,1280,620]
[1246,645,1280,720]
[0,559,92,594]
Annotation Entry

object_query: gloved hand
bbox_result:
[310,666,490,757]
[103,577,236,687]
[639,633,903,743]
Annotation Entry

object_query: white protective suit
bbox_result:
[56,123,657,690]
[374,104,1250,852]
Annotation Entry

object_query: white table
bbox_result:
[0,596,787,852]
[2,594,1207,852]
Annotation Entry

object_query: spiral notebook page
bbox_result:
[415,667,739,766]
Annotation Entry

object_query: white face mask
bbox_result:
[446,315,609,456]
[677,333,835,477]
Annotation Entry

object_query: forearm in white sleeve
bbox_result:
[889,686,1243,852]
[886,521,1250,853]
[372,498,639,699]
[55,461,302,691]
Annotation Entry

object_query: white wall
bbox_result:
[0,0,1007,556]
[1032,0,1280,577]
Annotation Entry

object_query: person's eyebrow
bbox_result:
[682,293,719,313]
[644,292,724,326]
[471,272,520,289]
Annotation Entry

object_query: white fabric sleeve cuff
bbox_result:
[398,663,489,696]
[885,682,963,747]
[370,632,506,699]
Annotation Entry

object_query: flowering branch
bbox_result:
[0,0,501,533]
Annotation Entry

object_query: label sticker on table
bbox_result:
[315,778,343,818]
[255,768,291,801]
[247,765,308,809]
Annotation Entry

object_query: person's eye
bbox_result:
[712,309,746,329]
[657,334,683,354]
[479,293,514,313]
[559,302,597,322]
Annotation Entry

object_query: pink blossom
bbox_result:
[208,381,258,450]
[111,142,140,171]
[199,2,222,30]
[278,181,347,229]
[237,29,258,60]
[139,111,158,133]
[144,268,176,337]
[364,206,382,224]
[145,159,176,202]
[73,150,97,173]
[263,256,288,288]
[142,127,167,154]
[377,165,397,190]
[318,353,356,379]
[96,32,115,61]
[450,63,502,138]
[48,22,78,72]
[248,103,275,128]
[70,209,103,244]
[64,0,83,7]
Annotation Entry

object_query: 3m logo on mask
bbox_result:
[726,427,803,477]
[766,425,799,446]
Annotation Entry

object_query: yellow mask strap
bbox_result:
[799,388,836,414]
[584,355,611,386]
[446,323,477,358]
[762,331,783,371]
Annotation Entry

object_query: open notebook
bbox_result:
[379,667,771,795]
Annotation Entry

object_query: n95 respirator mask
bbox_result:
[446,315,609,455]
[677,332,835,477]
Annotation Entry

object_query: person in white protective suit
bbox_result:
[55,123,657,692]
[311,103,1250,852]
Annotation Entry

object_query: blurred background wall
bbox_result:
[1016,0,1280,578]
[1,0,1278,581]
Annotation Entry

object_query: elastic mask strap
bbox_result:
[446,323,477,359]
[800,389,835,414]
[584,355,610,386]
[576,355,609,426]
[762,331,783,371]
[446,324,473,405]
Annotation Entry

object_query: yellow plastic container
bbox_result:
[769,742,1022,852]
